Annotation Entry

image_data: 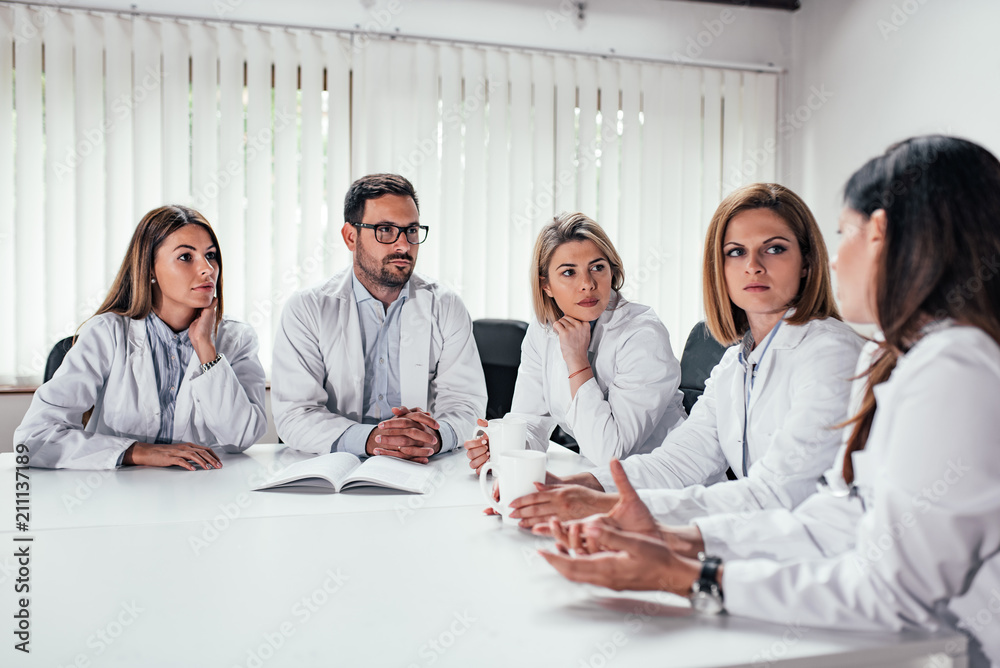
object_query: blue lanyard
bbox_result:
[740,320,783,477]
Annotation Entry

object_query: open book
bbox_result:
[252,452,433,494]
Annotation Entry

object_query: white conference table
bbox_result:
[0,444,968,668]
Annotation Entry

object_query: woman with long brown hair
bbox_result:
[15,206,266,469]
[543,136,1000,665]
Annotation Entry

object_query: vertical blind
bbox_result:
[0,5,778,386]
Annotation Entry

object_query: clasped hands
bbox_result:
[366,405,443,464]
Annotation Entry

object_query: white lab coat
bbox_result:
[595,315,863,524]
[14,313,267,470]
[722,326,1000,668]
[690,339,879,562]
[508,296,686,465]
[270,268,488,455]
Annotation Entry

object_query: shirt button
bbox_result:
[170,386,176,392]
[378,394,384,401]
[379,358,384,364]
[171,355,176,361]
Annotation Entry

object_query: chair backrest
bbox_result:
[44,336,75,383]
[472,319,529,420]
[679,321,729,415]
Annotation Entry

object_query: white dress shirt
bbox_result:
[14,313,267,469]
[594,315,864,523]
[508,295,686,465]
[270,268,487,456]
[722,325,1000,668]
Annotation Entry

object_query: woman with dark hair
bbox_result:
[15,205,267,470]
[542,136,1000,666]
[511,185,862,529]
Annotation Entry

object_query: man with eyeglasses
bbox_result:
[271,173,487,462]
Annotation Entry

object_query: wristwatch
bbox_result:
[689,552,725,615]
[200,353,224,373]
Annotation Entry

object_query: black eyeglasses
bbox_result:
[353,223,429,245]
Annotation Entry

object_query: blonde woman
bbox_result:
[15,205,267,470]
[512,185,863,528]
[464,212,686,474]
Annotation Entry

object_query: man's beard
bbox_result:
[355,238,414,289]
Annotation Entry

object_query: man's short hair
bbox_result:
[343,173,420,225]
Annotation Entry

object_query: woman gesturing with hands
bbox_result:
[464,212,687,473]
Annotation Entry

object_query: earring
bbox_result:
[151,278,156,284]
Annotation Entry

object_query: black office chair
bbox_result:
[679,321,729,415]
[44,336,75,383]
[472,319,528,420]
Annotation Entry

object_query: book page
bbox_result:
[253,452,361,491]
[341,456,433,494]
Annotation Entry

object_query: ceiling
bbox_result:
[676,0,801,11]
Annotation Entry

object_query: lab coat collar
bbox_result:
[327,267,434,412]
[588,291,624,354]
[350,270,410,309]
[759,308,806,351]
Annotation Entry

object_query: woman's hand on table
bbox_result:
[123,442,222,470]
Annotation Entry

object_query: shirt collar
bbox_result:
[146,312,192,347]
[351,271,409,307]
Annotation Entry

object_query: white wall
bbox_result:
[784,0,1000,241]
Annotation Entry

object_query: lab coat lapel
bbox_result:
[127,318,161,436]
[399,281,430,411]
[746,321,791,414]
[172,352,202,436]
[335,271,366,419]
